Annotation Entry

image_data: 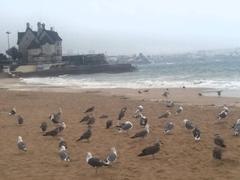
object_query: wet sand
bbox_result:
[0,88,240,180]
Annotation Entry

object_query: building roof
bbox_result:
[40,35,54,45]
[17,28,38,45]
[45,30,62,41]
[27,40,40,49]
[17,27,62,46]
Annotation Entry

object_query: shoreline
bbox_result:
[0,78,240,107]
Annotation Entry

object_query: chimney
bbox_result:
[42,23,45,30]
[26,22,30,30]
[50,27,54,31]
[37,22,42,32]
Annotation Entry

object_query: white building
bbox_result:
[17,22,62,64]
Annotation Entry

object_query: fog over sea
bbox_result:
[21,57,240,96]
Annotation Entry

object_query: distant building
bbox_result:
[63,54,108,65]
[17,22,62,64]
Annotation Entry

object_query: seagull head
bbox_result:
[86,152,93,162]
[178,106,183,110]
[60,122,66,128]
[59,107,63,114]
[155,138,163,145]
[137,105,144,111]
[17,136,23,143]
[237,119,240,124]
[111,147,117,155]
[223,105,229,112]
[183,119,189,124]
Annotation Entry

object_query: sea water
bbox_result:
[21,58,240,95]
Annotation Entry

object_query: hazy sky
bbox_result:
[1,0,240,55]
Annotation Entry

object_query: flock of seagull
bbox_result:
[7,92,240,174]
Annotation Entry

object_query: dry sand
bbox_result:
[0,88,240,180]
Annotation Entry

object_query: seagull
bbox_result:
[163,122,174,134]
[176,106,183,114]
[139,115,148,127]
[118,121,133,133]
[138,139,161,158]
[59,137,68,149]
[223,105,229,113]
[86,152,108,173]
[80,115,91,123]
[17,115,24,125]
[49,108,62,124]
[104,147,118,165]
[43,128,60,137]
[213,147,222,160]
[162,91,169,97]
[183,119,194,130]
[217,110,228,120]
[76,127,92,142]
[118,107,127,121]
[158,111,171,119]
[134,105,144,118]
[59,146,70,162]
[166,100,174,107]
[40,122,48,132]
[137,105,144,112]
[131,124,150,139]
[214,134,226,148]
[57,122,66,133]
[232,119,240,136]
[192,127,201,141]
[106,120,113,129]
[86,116,96,126]
[17,136,27,152]
[9,107,16,116]
[84,106,95,113]
[43,123,65,137]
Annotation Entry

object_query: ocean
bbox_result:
[21,58,240,95]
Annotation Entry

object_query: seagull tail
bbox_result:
[101,160,110,166]
[103,159,110,165]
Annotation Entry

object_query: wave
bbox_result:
[21,76,240,90]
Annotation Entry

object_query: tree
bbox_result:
[0,53,7,61]
[6,46,21,60]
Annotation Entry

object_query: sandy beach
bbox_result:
[0,78,240,180]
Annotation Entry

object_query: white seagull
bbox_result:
[17,136,27,152]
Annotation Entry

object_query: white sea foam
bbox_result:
[21,76,240,90]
